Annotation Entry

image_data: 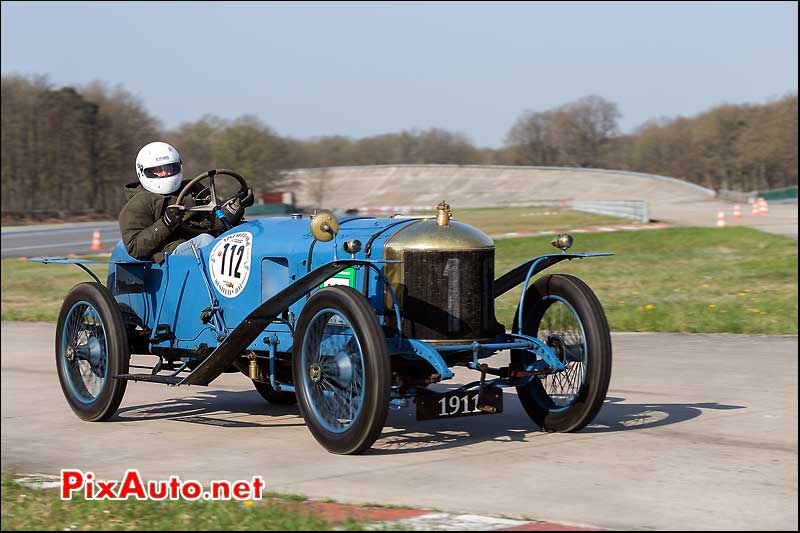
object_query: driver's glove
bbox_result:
[224,188,253,221]
[162,204,184,230]
[223,197,245,223]
[241,188,255,208]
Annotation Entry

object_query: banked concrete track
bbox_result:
[285,165,798,237]
[287,164,713,209]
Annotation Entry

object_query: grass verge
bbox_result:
[1,257,110,322]
[494,227,797,334]
[0,473,372,531]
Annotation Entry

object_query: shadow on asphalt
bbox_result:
[112,389,745,453]
[368,395,745,454]
[114,389,303,428]
[582,396,745,434]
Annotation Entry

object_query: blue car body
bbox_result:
[109,215,410,357]
[35,212,610,397]
[35,197,616,453]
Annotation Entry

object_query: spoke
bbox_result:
[66,312,77,347]
[304,309,365,431]
[64,303,108,401]
[536,298,588,407]
[563,363,575,388]
[67,306,84,348]
[325,379,350,425]
[208,174,218,208]
[319,377,339,392]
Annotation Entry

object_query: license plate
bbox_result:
[416,387,503,421]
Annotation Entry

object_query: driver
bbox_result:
[119,141,253,262]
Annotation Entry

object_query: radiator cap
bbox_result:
[385,207,494,253]
[436,201,451,227]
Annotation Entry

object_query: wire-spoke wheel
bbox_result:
[512,274,612,432]
[293,286,390,454]
[56,283,129,421]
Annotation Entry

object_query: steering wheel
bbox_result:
[173,169,249,234]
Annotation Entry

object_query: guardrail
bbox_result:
[758,186,797,203]
[718,186,798,205]
[570,200,649,222]
[245,203,293,216]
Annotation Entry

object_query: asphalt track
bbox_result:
[1,221,121,258]
[2,322,796,530]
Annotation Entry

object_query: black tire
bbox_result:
[253,380,297,405]
[512,274,612,432]
[55,282,129,421]
[292,286,390,454]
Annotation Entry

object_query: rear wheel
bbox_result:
[252,380,297,405]
[55,282,129,421]
[512,274,612,432]
[292,286,390,454]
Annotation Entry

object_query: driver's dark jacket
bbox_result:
[119,180,226,263]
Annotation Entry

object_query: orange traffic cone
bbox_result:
[716,210,726,228]
[751,201,760,216]
[758,198,769,215]
[90,230,102,251]
[733,204,741,219]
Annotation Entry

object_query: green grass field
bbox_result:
[413,206,632,235]
[0,474,375,531]
[1,226,796,333]
[494,227,798,334]
[1,258,110,322]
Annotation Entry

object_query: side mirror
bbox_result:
[310,211,339,242]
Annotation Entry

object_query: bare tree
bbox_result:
[3,73,796,223]
[505,110,560,165]
[550,95,621,166]
[505,95,621,168]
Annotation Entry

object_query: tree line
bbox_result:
[1,73,796,217]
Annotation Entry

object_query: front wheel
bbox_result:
[55,282,129,421]
[292,286,391,454]
[512,274,612,432]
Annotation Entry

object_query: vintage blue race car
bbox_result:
[34,169,613,454]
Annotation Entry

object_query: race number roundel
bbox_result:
[208,232,252,298]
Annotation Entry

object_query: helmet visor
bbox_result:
[143,162,182,179]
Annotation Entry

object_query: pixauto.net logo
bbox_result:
[60,469,266,501]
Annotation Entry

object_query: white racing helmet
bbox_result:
[135,142,183,194]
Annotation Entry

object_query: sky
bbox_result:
[1,1,797,148]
